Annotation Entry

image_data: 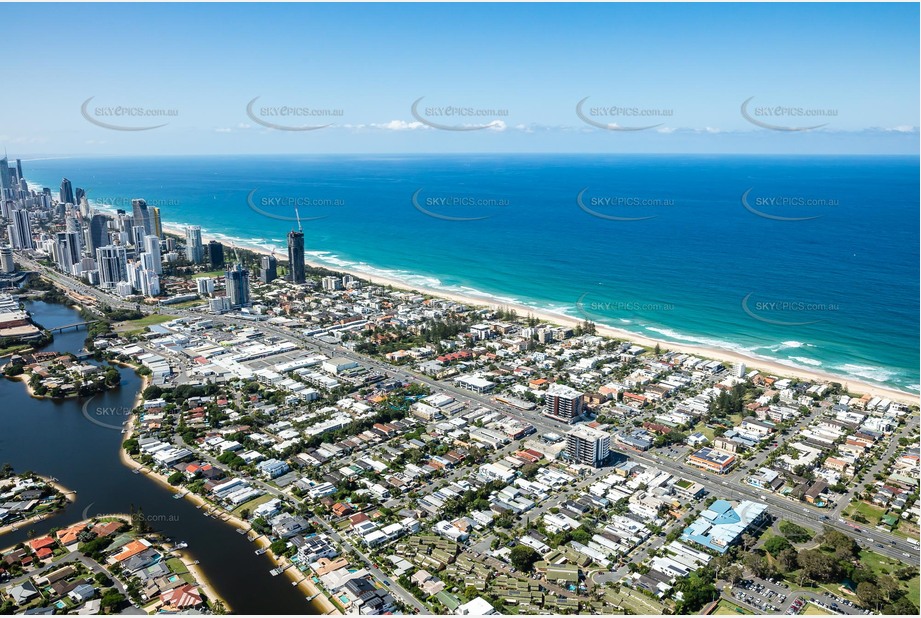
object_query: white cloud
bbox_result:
[370,120,430,131]
[215,127,232,133]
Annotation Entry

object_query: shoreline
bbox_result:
[118,397,338,614]
[0,476,77,537]
[161,221,918,405]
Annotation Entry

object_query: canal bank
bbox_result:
[0,300,320,614]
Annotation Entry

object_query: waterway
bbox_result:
[0,300,317,614]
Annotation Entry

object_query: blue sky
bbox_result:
[0,2,917,155]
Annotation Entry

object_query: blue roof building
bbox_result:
[681,499,768,553]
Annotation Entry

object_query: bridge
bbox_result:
[48,321,96,333]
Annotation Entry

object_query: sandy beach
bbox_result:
[118,394,339,615]
[0,476,77,537]
[162,222,918,405]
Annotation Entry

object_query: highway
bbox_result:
[18,255,921,567]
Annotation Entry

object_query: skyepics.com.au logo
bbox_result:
[741,292,840,326]
[81,395,132,431]
[576,97,673,131]
[576,291,676,321]
[246,189,346,222]
[410,97,508,131]
[740,97,837,132]
[81,503,179,524]
[81,97,178,131]
[741,188,839,222]
[89,195,181,209]
[245,97,344,131]
[411,189,510,221]
[577,188,675,221]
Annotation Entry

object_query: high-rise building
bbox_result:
[195,277,215,296]
[0,246,15,273]
[60,178,74,205]
[185,226,203,264]
[88,214,110,255]
[207,240,224,268]
[131,225,147,251]
[565,426,611,467]
[287,230,305,283]
[143,235,162,274]
[150,207,162,238]
[260,254,277,283]
[0,158,11,195]
[9,208,34,249]
[138,270,160,297]
[543,384,584,423]
[75,187,86,207]
[321,276,342,291]
[96,245,129,289]
[131,199,152,235]
[15,159,23,184]
[225,263,250,308]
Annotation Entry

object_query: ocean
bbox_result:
[21,154,920,393]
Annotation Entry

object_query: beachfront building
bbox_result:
[185,225,203,264]
[287,230,305,283]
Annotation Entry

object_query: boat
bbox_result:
[174,542,188,550]
[172,493,182,500]
[255,548,267,555]
[270,568,284,576]
[236,528,247,535]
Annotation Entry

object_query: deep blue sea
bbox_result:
[22,155,919,393]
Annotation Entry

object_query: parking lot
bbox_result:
[730,578,789,613]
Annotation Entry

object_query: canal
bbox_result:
[0,300,317,614]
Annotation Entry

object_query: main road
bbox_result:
[19,255,921,564]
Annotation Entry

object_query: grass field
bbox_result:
[114,313,177,334]
[802,602,833,615]
[843,501,886,525]
[165,557,196,585]
[712,599,752,615]
[231,493,275,518]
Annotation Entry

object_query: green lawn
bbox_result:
[232,493,275,518]
[843,501,886,525]
[0,343,32,356]
[692,421,716,441]
[802,602,833,615]
[712,599,752,615]
[115,313,177,334]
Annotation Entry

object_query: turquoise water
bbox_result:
[22,154,919,392]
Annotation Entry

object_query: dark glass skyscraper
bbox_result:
[225,263,250,308]
[60,178,74,204]
[287,230,305,283]
[131,198,152,235]
[207,240,225,268]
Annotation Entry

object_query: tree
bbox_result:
[797,549,837,584]
[776,548,799,573]
[100,589,126,612]
[724,565,744,585]
[884,597,919,616]
[167,471,184,486]
[763,535,794,557]
[509,545,540,572]
[856,581,882,611]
